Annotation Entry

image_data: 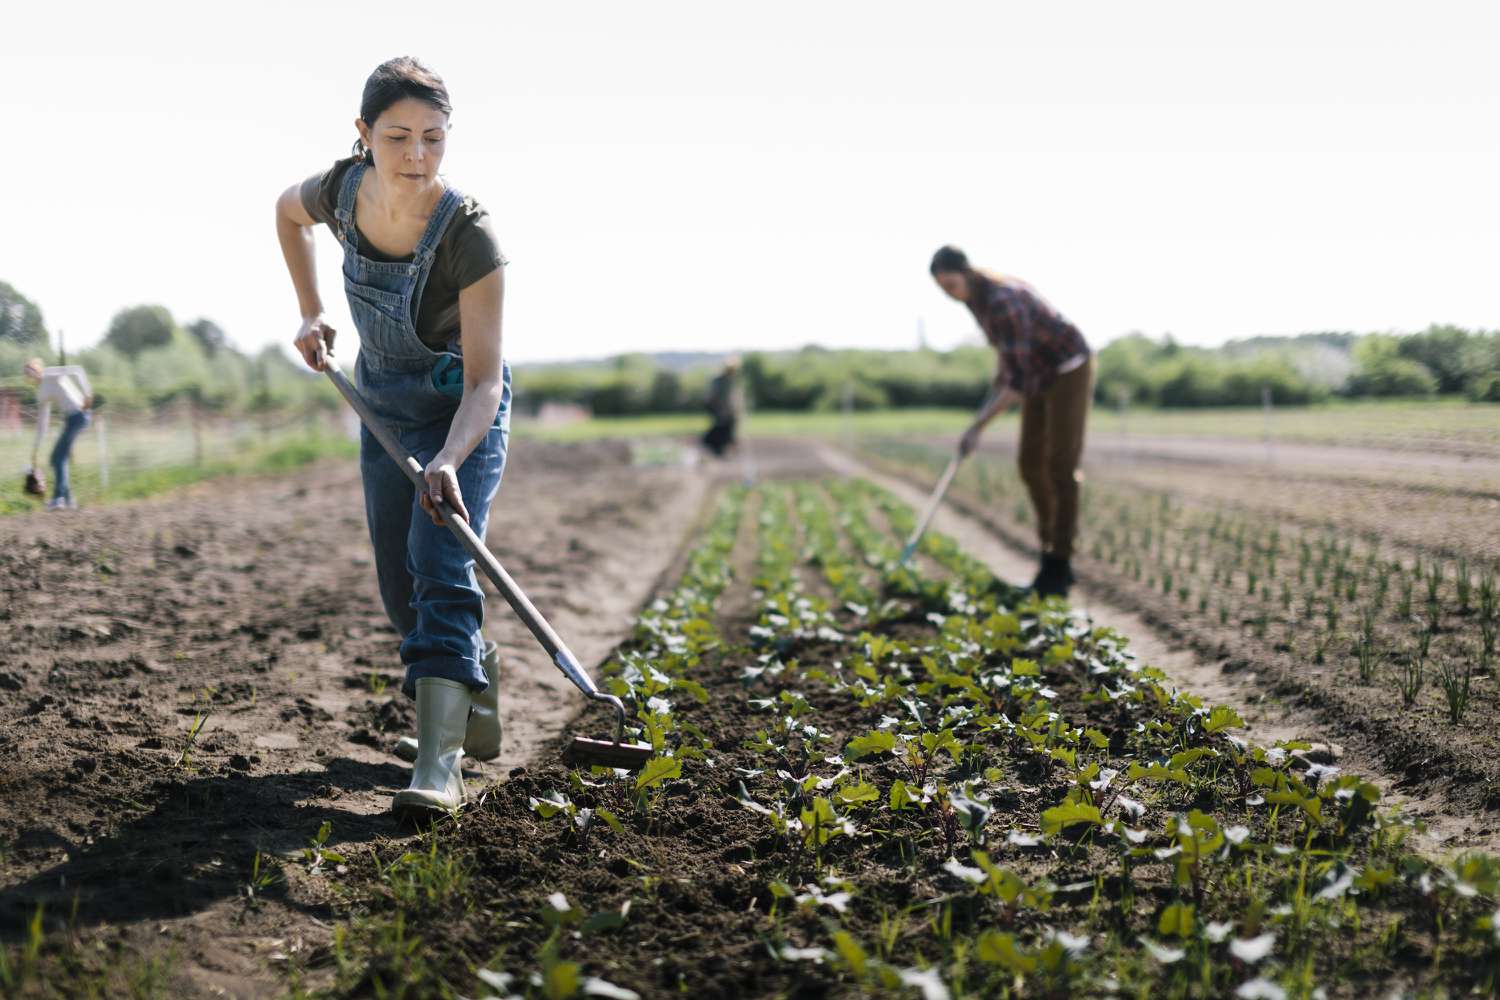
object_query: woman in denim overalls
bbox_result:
[275,58,509,816]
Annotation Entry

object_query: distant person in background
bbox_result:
[24,358,93,511]
[702,356,742,459]
[929,245,1093,598]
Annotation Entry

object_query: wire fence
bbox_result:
[2,401,357,508]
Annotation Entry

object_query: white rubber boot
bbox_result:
[391,678,470,815]
[393,641,501,762]
[463,640,503,761]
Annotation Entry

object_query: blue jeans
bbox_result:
[361,419,507,698]
[51,410,90,503]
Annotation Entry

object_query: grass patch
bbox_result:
[515,398,1500,450]
[515,407,981,443]
[0,431,356,516]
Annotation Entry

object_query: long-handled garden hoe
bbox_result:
[898,388,999,564]
[323,357,654,772]
[899,453,962,564]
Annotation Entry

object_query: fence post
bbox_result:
[97,412,109,493]
[192,401,204,466]
[841,380,854,452]
[1262,385,1273,465]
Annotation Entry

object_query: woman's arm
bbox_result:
[958,380,1020,456]
[275,184,337,370]
[419,268,505,525]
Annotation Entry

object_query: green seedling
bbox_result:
[1437,654,1472,725]
[302,820,346,876]
[176,708,211,770]
[244,850,280,905]
[1398,644,1426,708]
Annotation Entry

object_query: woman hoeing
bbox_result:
[930,245,1093,599]
[275,57,509,816]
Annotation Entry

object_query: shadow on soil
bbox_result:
[0,757,407,939]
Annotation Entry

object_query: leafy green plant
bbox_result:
[302,820,346,876]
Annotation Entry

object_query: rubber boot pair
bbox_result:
[393,640,502,763]
[390,642,502,817]
[1030,554,1075,599]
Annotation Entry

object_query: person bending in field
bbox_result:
[275,57,509,817]
[24,358,93,511]
[701,356,742,459]
[929,245,1093,599]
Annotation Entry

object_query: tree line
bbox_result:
[0,283,333,414]
[523,327,1500,415]
[3,279,1496,416]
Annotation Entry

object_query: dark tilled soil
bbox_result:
[326,468,1468,999]
[0,439,711,996]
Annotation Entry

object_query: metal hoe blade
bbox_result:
[561,736,656,771]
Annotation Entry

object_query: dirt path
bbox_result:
[1086,430,1500,484]
[0,440,709,996]
[821,446,1500,859]
[961,430,1500,563]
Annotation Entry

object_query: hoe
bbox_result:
[323,358,654,772]
[899,452,962,564]
[898,387,998,563]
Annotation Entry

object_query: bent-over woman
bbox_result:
[930,245,1093,599]
[25,359,93,511]
[274,57,510,816]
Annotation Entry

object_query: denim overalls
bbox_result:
[334,161,511,698]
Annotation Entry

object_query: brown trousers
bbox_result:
[1017,356,1094,561]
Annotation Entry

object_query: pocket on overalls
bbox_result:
[431,354,465,400]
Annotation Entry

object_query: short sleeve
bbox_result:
[440,198,507,293]
[298,156,359,230]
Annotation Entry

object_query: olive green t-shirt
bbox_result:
[300,156,506,351]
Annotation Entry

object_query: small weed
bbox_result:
[303,821,347,876]
[1398,643,1427,708]
[245,850,281,906]
[1437,655,1472,725]
[176,709,211,770]
[1357,637,1381,684]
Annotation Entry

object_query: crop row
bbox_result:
[513,477,1499,997]
[862,439,1498,728]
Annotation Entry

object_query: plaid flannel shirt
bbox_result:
[968,276,1089,397]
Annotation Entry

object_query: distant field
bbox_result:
[1089,397,1500,451]
[515,407,982,442]
[518,398,1500,451]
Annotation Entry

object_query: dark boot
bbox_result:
[1031,554,1074,599]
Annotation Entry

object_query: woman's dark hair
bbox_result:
[929,244,970,276]
[352,57,452,163]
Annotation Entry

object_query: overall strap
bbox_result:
[333,160,369,246]
[412,184,464,268]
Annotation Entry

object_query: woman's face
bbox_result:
[357,97,449,190]
[934,271,969,302]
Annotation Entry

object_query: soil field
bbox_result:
[4,434,1498,999]
[862,431,1500,837]
[171,454,1497,998]
[0,440,709,997]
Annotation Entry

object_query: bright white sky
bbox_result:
[2,1,1496,363]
